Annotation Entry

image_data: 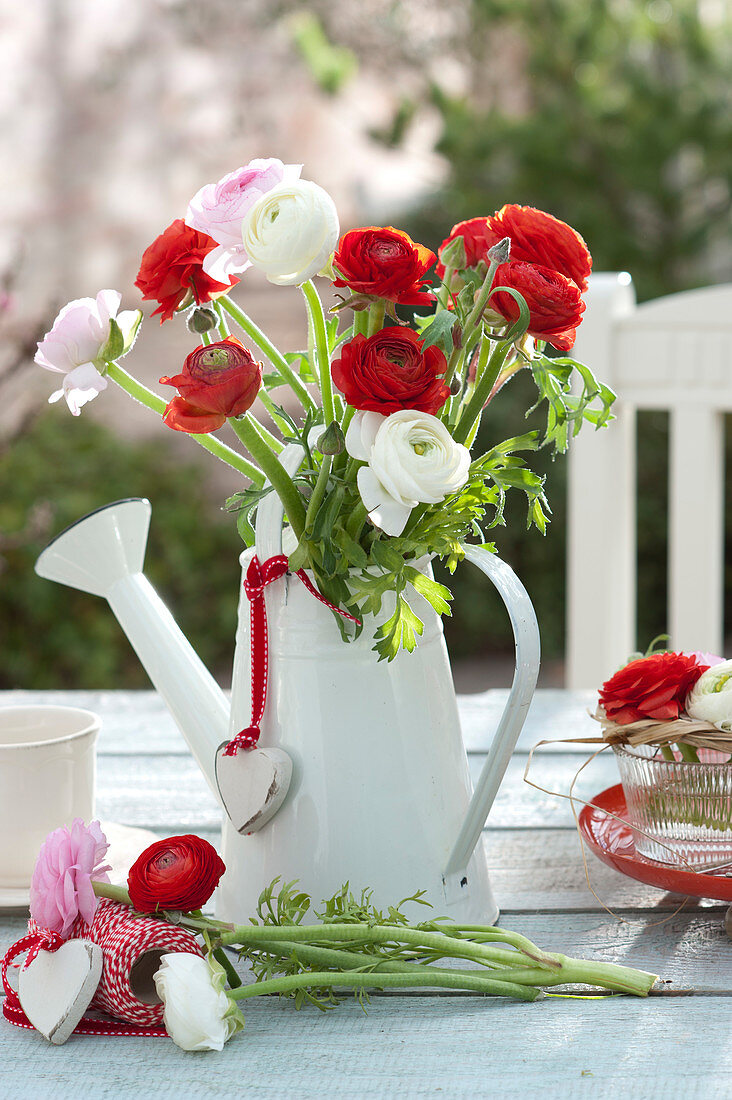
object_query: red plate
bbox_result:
[578,783,732,902]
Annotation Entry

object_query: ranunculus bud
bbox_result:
[487,236,511,265]
[438,233,467,270]
[160,335,262,434]
[128,835,226,913]
[317,420,345,455]
[187,307,218,334]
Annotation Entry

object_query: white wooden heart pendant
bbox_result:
[215,744,293,834]
[18,939,103,1045]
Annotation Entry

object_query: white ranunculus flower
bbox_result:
[241,179,339,286]
[185,158,302,282]
[346,410,471,537]
[685,658,732,731]
[34,289,141,416]
[154,953,242,1052]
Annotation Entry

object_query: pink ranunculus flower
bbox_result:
[685,651,725,667]
[29,819,112,937]
[34,289,141,416]
[185,158,302,283]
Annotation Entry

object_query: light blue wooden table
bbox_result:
[1,689,731,1099]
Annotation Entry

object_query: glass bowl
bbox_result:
[613,743,732,868]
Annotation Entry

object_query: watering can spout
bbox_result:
[35,499,229,798]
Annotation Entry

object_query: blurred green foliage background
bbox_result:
[2,0,731,687]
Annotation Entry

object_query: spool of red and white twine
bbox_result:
[82,899,203,1027]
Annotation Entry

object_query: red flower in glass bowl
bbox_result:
[599,652,708,725]
[332,227,436,306]
[127,835,226,913]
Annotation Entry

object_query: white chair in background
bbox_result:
[567,274,732,689]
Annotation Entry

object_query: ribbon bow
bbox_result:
[223,554,361,757]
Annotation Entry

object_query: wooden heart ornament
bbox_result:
[215,744,293,834]
[18,939,103,1045]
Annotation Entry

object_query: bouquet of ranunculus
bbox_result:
[33,157,613,658]
[3,821,657,1052]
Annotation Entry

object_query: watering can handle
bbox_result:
[443,544,540,876]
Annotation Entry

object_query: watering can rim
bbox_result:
[36,498,150,559]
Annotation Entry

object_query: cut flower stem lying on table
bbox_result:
[93,879,658,1007]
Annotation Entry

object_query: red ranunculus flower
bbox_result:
[599,652,708,726]
[127,835,226,913]
[488,204,592,292]
[331,327,449,415]
[135,219,238,323]
[333,227,436,306]
[489,261,585,351]
[436,217,500,280]
[160,335,262,434]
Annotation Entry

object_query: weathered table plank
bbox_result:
[1,996,731,1100]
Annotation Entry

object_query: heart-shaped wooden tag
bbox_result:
[18,939,103,1045]
[215,744,293,834]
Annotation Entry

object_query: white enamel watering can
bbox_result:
[35,446,540,924]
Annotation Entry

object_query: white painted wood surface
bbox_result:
[567,277,732,688]
[1,690,730,1098]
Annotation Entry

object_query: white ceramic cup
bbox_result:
[0,705,100,888]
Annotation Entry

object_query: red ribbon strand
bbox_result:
[223,554,361,757]
[1,930,167,1038]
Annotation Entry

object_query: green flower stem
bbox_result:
[437,265,455,310]
[92,881,132,906]
[443,344,464,391]
[452,341,512,445]
[660,744,676,762]
[220,296,315,412]
[213,300,230,338]
[220,922,550,971]
[464,258,499,337]
[305,454,333,533]
[201,331,213,346]
[677,741,702,763]
[242,937,538,984]
[353,310,369,337]
[213,947,242,989]
[105,362,264,486]
[302,280,334,425]
[256,389,291,437]
[229,415,307,539]
[247,412,284,454]
[367,299,386,337]
[542,954,657,997]
[229,968,540,1003]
